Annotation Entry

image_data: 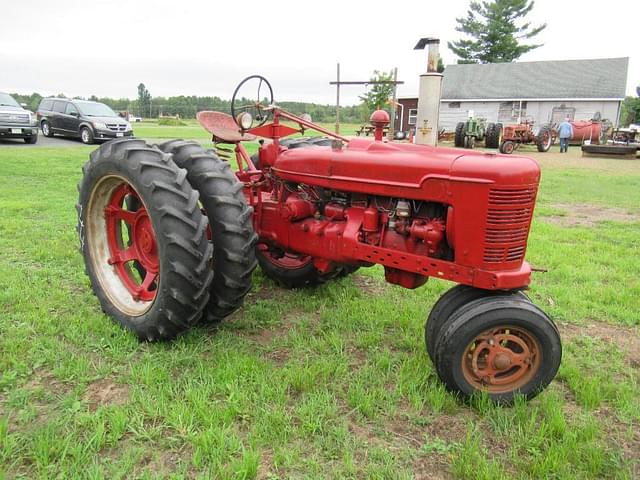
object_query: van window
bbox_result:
[39,99,54,111]
[53,101,67,113]
[65,103,79,115]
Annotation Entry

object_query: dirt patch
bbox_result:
[558,321,640,368]
[556,382,640,468]
[24,369,67,394]
[84,378,130,411]
[135,447,189,478]
[540,203,640,227]
[249,309,321,364]
[256,448,274,479]
[351,274,388,296]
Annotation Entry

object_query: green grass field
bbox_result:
[132,119,362,141]
[0,140,638,479]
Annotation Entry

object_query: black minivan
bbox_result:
[37,98,133,144]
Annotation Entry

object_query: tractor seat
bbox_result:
[196,111,257,143]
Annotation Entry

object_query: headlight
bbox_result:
[93,122,107,130]
[30,113,37,126]
[125,123,132,132]
[236,112,253,130]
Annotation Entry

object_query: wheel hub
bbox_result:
[104,183,159,302]
[462,326,540,393]
[493,352,512,370]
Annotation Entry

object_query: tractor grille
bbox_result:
[106,123,127,132]
[483,186,536,264]
[0,113,30,124]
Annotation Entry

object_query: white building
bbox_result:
[396,57,629,132]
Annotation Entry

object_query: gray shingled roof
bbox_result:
[441,57,628,100]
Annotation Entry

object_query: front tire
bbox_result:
[77,139,214,340]
[500,140,515,154]
[41,120,53,137]
[434,297,561,403]
[425,285,528,362]
[24,135,38,144]
[81,126,94,145]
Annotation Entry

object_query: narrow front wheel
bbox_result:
[434,297,561,403]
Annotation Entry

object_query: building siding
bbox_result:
[395,98,418,131]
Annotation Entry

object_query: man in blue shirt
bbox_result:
[558,117,574,153]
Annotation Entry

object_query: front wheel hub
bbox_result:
[462,326,541,393]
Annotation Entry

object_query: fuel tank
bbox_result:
[272,137,541,202]
[569,120,603,145]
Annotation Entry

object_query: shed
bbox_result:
[395,57,629,133]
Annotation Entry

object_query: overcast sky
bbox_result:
[1,0,637,105]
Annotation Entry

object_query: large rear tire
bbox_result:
[536,126,552,152]
[256,245,341,289]
[487,123,503,148]
[157,140,258,323]
[484,123,494,148]
[77,139,213,340]
[454,122,465,147]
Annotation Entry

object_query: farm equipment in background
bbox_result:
[547,116,610,146]
[454,115,489,149]
[499,120,552,154]
[582,125,639,158]
[77,75,561,404]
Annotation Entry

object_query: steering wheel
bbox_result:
[231,75,274,129]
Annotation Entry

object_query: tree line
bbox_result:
[9,91,369,124]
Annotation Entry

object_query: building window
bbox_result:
[408,109,418,125]
[512,101,528,118]
[498,101,528,123]
[448,102,461,109]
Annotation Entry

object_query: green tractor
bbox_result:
[454,115,497,149]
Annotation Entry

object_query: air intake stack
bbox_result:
[414,38,443,146]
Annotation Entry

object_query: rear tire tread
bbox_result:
[156,140,258,323]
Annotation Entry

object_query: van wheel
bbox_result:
[41,121,53,137]
[81,127,94,145]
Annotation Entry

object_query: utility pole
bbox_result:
[330,65,404,134]
[335,63,340,134]
[388,67,398,140]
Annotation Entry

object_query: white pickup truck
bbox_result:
[0,92,38,144]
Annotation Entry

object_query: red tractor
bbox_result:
[77,76,561,403]
[499,120,553,154]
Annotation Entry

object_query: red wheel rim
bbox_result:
[461,325,541,393]
[104,183,159,302]
[257,243,312,269]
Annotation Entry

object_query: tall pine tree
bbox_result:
[448,0,546,64]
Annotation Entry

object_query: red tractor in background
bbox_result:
[77,76,561,404]
[499,120,553,154]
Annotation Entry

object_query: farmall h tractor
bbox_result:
[77,76,561,403]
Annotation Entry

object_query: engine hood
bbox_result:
[272,138,541,201]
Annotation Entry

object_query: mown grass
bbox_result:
[133,119,361,140]
[0,143,638,479]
